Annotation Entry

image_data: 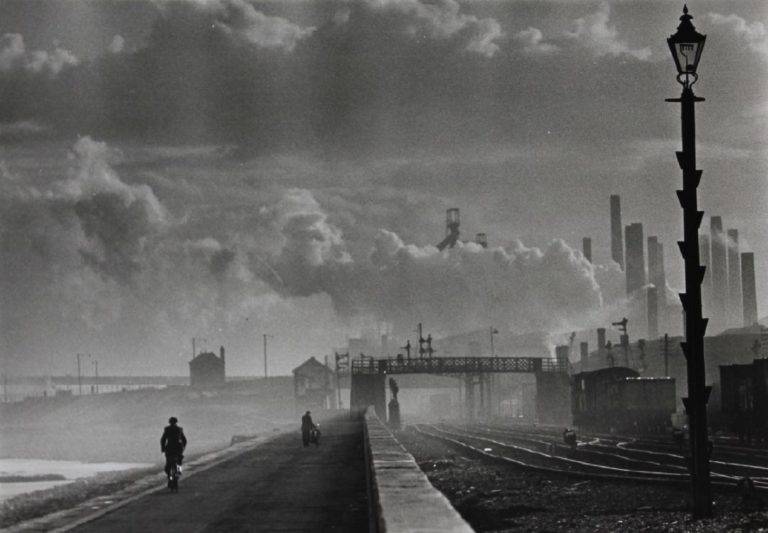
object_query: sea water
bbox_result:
[0,458,152,501]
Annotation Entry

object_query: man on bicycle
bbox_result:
[161,417,187,477]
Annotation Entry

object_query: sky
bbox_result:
[0,0,766,377]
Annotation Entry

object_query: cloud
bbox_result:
[364,0,504,57]
[252,189,625,336]
[0,33,79,76]
[565,2,651,60]
[515,27,559,55]
[0,120,51,142]
[707,12,768,58]
[157,0,314,52]
[108,35,125,54]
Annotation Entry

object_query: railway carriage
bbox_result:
[572,367,676,434]
[719,358,768,443]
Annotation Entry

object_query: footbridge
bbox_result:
[350,356,570,425]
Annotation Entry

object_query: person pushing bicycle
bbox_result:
[161,417,187,478]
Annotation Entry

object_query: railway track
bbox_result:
[413,422,768,492]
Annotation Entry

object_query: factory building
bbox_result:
[625,223,646,295]
[710,217,728,333]
[727,229,742,328]
[610,195,624,269]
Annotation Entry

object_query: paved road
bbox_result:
[70,417,368,532]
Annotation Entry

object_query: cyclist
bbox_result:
[161,417,187,479]
[301,411,316,447]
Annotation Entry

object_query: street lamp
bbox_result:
[665,5,711,519]
[667,5,706,89]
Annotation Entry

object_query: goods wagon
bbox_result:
[572,367,676,434]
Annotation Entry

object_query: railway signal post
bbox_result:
[665,5,712,518]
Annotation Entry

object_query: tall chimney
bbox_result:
[741,252,758,327]
[647,287,659,340]
[610,195,624,269]
[657,242,667,326]
[727,229,741,328]
[219,346,225,362]
[555,345,569,364]
[710,216,727,332]
[582,237,592,263]
[580,342,589,371]
[625,223,646,295]
[597,328,606,352]
[699,233,712,317]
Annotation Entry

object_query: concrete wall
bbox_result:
[363,407,474,533]
[352,373,387,420]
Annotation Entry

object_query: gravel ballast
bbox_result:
[397,427,768,532]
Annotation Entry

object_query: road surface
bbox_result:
[69,417,368,532]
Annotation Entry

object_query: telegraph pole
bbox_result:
[263,334,273,378]
[76,353,90,396]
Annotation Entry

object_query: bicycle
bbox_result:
[166,455,182,492]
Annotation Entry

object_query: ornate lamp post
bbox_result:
[665,5,711,519]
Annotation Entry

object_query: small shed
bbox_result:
[190,346,226,388]
[293,356,336,410]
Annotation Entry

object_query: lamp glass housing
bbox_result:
[667,7,706,81]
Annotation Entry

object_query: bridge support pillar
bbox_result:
[464,374,475,419]
[350,373,386,420]
[534,371,571,426]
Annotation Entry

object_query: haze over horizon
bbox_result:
[1,0,766,376]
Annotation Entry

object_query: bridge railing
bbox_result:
[350,356,568,375]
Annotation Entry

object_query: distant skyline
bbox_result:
[1,0,766,376]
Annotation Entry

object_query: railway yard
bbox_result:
[397,422,768,532]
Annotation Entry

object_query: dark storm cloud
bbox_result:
[0,0,674,153]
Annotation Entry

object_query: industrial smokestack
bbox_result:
[648,237,666,329]
[648,236,660,286]
[555,345,569,364]
[580,342,589,371]
[582,237,592,263]
[647,287,659,340]
[625,223,646,295]
[220,346,225,362]
[699,233,712,317]
[610,195,624,269]
[710,217,727,332]
[727,229,742,328]
[741,252,758,327]
[597,328,606,352]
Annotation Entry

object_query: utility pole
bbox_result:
[263,334,273,378]
[417,323,426,358]
[93,360,99,394]
[192,337,207,359]
[76,353,90,396]
[665,6,711,518]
